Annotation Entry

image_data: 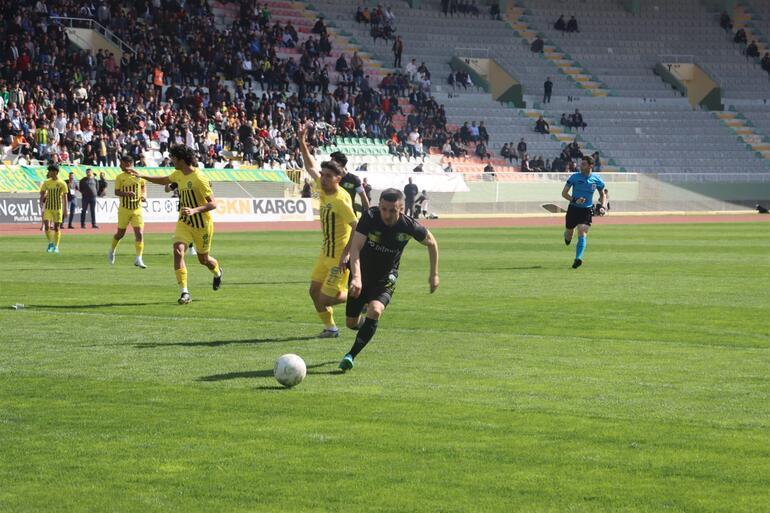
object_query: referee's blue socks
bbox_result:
[576,235,587,260]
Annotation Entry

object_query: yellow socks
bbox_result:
[54,230,61,247]
[317,307,335,329]
[111,237,121,251]
[210,261,220,276]
[175,268,188,292]
[135,241,144,257]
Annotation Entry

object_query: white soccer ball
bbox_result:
[274,354,307,388]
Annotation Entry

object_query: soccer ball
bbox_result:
[274,354,307,388]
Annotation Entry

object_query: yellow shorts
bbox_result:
[117,208,144,229]
[311,256,350,297]
[43,209,63,224]
[173,221,214,254]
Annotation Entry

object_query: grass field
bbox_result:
[1,223,769,513]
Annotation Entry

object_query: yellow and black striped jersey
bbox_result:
[40,178,68,211]
[315,178,356,259]
[115,172,145,210]
[169,168,213,228]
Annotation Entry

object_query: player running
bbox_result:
[128,144,223,304]
[339,188,440,371]
[299,123,358,338]
[329,151,370,214]
[561,155,607,269]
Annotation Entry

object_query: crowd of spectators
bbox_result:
[354,4,396,44]
[0,0,471,171]
[553,15,579,34]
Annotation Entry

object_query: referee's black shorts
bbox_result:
[565,204,593,229]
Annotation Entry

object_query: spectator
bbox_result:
[554,15,566,32]
[747,41,760,59]
[98,173,108,198]
[592,152,602,171]
[566,16,579,33]
[517,138,527,161]
[734,28,748,45]
[543,77,553,104]
[483,162,495,180]
[403,177,419,216]
[78,168,98,228]
[392,36,404,68]
[301,178,312,198]
[490,3,501,20]
[535,116,550,134]
[720,11,733,32]
[571,109,587,130]
[478,121,489,144]
[362,177,372,202]
[65,172,79,229]
[762,53,770,74]
[444,162,454,172]
[560,113,571,128]
[475,141,491,160]
[521,154,531,172]
[530,35,545,53]
[413,163,424,172]
[501,143,513,164]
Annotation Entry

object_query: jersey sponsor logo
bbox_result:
[396,233,412,242]
[368,232,382,243]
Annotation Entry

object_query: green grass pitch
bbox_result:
[1,223,769,512]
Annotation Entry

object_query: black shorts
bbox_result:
[345,273,397,318]
[565,204,593,229]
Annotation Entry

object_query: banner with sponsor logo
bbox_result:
[0,197,313,224]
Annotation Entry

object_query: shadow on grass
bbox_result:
[479,266,544,271]
[31,301,172,309]
[136,335,317,349]
[17,267,99,271]
[226,281,307,286]
[198,361,341,382]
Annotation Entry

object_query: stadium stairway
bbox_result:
[714,110,770,161]
[504,2,611,97]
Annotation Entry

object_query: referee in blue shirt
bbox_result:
[561,155,607,268]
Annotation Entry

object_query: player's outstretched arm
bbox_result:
[420,229,440,293]
[39,190,46,210]
[347,231,367,298]
[127,168,171,186]
[298,123,320,180]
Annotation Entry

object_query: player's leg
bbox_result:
[110,222,127,264]
[309,279,338,336]
[131,213,146,268]
[192,224,222,290]
[43,216,53,251]
[340,299,386,371]
[133,224,146,268]
[52,220,62,253]
[564,207,576,245]
[573,223,590,268]
[174,222,193,303]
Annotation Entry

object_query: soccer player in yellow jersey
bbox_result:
[128,144,223,304]
[39,164,68,254]
[299,123,358,337]
[109,155,147,268]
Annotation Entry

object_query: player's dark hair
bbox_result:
[582,155,594,166]
[47,164,59,174]
[380,188,404,203]
[120,154,134,163]
[329,151,348,167]
[169,144,197,166]
[320,160,344,176]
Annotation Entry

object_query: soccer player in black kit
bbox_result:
[339,188,440,371]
